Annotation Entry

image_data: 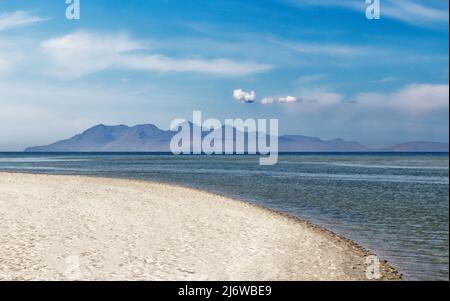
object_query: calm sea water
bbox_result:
[0,152,448,280]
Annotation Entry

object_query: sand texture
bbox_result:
[0,172,400,280]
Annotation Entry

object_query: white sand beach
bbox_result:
[0,172,400,281]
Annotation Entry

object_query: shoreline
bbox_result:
[0,172,401,280]
[163,182,402,281]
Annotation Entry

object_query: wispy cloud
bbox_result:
[382,0,449,27]
[272,39,382,57]
[0,11,47,31]
[288,0,449,28]
[40,31,272,78]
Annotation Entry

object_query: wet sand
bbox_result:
[0,172,400,280]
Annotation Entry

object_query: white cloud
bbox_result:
[0,11,47,31]
[233,89,257,103]
[40,31,272,78]
[355,84,449,114]
[278,96,299,103]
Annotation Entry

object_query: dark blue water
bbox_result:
[0,152,448,280]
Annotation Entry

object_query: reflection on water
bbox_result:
[0,152,448,280]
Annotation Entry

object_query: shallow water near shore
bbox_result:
[0,152,448,280]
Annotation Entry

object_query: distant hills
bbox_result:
[381,141,449,152]
[24,123,449,153]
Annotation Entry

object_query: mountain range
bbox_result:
[24,123,449,153]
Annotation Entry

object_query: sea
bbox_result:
[0,152,448,280]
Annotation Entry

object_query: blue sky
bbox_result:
[0,0,448,150]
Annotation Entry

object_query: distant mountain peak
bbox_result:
[82,123,129,133]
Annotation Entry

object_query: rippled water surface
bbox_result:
[0,152,448,280]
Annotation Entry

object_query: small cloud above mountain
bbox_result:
[233,89,256,103]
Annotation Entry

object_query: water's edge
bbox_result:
[0,171,402,280]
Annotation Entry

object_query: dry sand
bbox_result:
[0,172,400,281]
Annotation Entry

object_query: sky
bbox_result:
[0,0,448,150]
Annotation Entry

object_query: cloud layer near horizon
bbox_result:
[355,84,449,115]
[258,84,449,115]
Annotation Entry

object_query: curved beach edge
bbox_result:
[162,180,403,281]
[0,172,402,280]
[248,205,403,281]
